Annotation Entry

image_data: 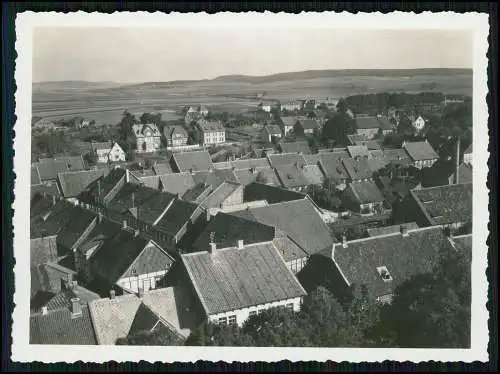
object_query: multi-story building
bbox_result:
[164,125,189,148]
[132,123,162,153]
[197,120,226,145]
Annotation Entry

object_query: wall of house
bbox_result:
[207,296,303,327]
[96,149,111,163]
[286,257,308,274]
[356,128,379,140]
[117,270,169,293]
[413,159,438,169]
[203,131,225,145]
[136,136,161,153]
[109,146,126,162]
[43,262,76,294]
[463,153,472,166]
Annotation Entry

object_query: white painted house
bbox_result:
[91,141,126,163]
[181,241,307,327]
[412,115,427,133]
[132,123,162,153]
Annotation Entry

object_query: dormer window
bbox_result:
[376,266,393,282]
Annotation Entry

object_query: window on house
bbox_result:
[228,315,237,325]
[376,266,393,282]
[218,317,227,326]
[249,310,257,317]
[286,303,294,311]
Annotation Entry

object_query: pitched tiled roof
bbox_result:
[155,199,199,237]
[234,167,281,187]
[348,181,385,204]
[281,116,299,127]
[90,141,113,152]
[132,123,161,137]
[193,212,275,251]
[272,229,310,263]
[120,241,174,278]
[299,119,320,130]
[40,285,100,312]
[301,165,325,185]
[106,183,158,215]
[317,153,349,182]
[377,116,394,130]
[268,153,307,168]
[279,141,312,155]
[153,162,173,175]
[275,164,310,188]
[181,183,213,203]
[159,172,197,196]
[356,117,381,129]
[31,165,42,185]
[382,148,411,163]
[30,235,58,266]
[182,242,307,315]
[347,145,370,159]
[164,125,188,139]
[191,169,238,189]
[30,305,97,345]
[449,163,473,184]
[30,199,79,239]
[35,160,72,181]
[89,294,142,344]
[80,167,126,203]
[87,232,152,285]
[366,222,419,237]
[235,199,335,255]
[57,169,109,198]
[173,151,214,172]
[30,183,61,200]
[330,226,454,299]
[403,141,439,161]
[410,183,472,226]
[232,158,271,169]
[199,181,243,209]
[342,157,373,180]
[57,207,97,250]
[244,182,306,204]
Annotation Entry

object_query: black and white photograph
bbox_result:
[12,11,490,363]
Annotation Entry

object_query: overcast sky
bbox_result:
[33,28,472,83]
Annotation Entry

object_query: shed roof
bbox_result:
[403,141,439,161]
[172,151,214,172]
[348,181,385,204]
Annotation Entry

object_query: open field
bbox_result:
[32,69,472,125]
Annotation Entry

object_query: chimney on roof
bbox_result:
[342,235,348,248]
[237,239,244,249]
[209,242,217,254]
[109,289,116,299]
[122,219,127,230]
[41,306,48,315]
[455,137,461,185]
[400,224,409,237]
[70,298,82,318]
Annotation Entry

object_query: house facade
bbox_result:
[92,142,126,163]
[402,140,439,169]
[343,181,385,214]
[197,120,226,145]
[181,241,307,327]
[281,101,303,112]
[463,144,473,165]
[132,124,162,153]
[164,125,189,148]
[412,115,427,133]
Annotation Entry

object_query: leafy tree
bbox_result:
[187,124,201,145]
[117,110,138,155]
[140,112,162,125]
[371,247,471,348]
[116,329,183,346]
[336,98,349,114]
[321,113,356,146]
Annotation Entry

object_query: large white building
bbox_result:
[197,120,226,145]
[91,141,126,163]
[181,241,307,327]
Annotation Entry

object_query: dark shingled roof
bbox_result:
[464,143,472,154]
[30,183,61,200]
[347,181,385,204]
[29,305,97,345]
[244,182,306,204]
[182,242,307,315]
[199,181,243,209]
[127,302,161,335]
[234,167,281,187]
[153,162,173,175]
[155,199,199,237]
[275,164,310,188]
[342,157,374,181]
[317,153,350,182]
[279,141,312,155]
[377,116,394,131]
[81,167,126,203]
[40,285,100,312]
[192,169,238,189]
[172,150,214,172]
[265,124,282,135]
[132,189,177,225]
[106,183,158,215]
[403,141,439,161]
[410,183,472,226]
[299,119,320,131]
[232,158,271,169]
[268,153,307,168]
[57,207,97,250]
[193,212,275,251]
[356,117,381,130]
[182,183,213,203]
[159,172,197,196]
[330,226,454,299]
[234,199,335,255]
[30,199,78,239]
[57,169,109,198]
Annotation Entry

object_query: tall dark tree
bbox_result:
[321,113,356,146]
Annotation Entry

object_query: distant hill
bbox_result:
[125,68,472,89]
[32,81,126,91]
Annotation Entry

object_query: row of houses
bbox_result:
[30,176,472,344]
